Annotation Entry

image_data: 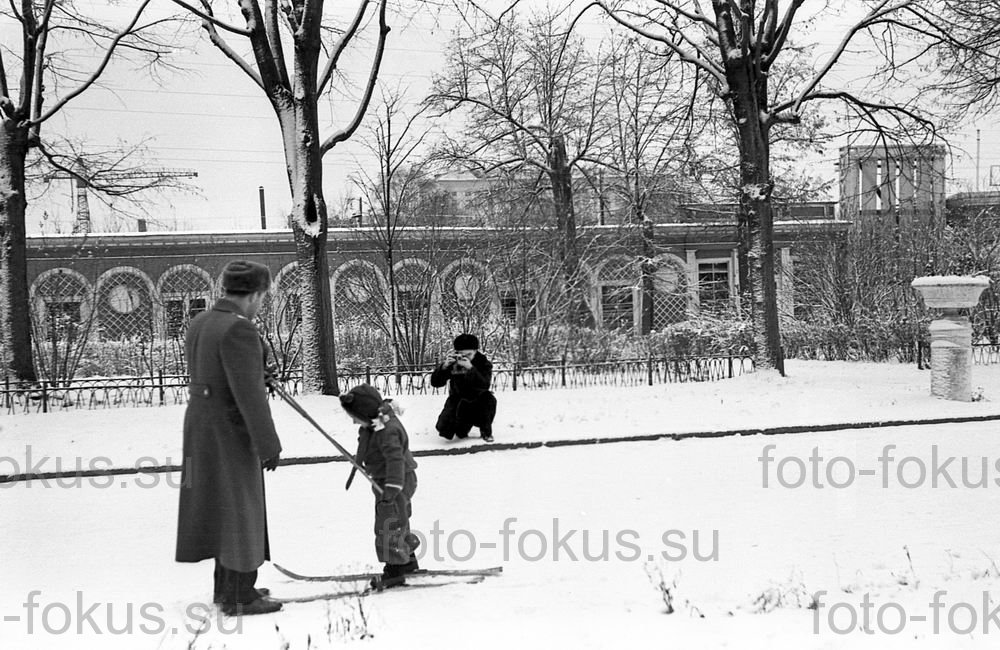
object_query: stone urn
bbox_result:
[911,276,990,401]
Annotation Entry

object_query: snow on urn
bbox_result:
[911,276,990,401]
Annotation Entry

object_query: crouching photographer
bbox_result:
[430,334,497,443]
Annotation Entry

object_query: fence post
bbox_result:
[158,370,165,406]
[512,362,518,392]
[560,354,567,388]
[4,375,9,410]
[647,353,654,386]
[728,355,734,379]
[365,365,371,385]
[41,381,48,413]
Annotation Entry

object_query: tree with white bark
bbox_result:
[577,0,944,373]
[171,0,392,393]
[1,0,185,381]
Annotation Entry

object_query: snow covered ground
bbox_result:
[5,360,1000,475]
[4,360,1000,649]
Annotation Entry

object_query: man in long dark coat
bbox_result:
[176,260,283,616]
[430,333,497,442]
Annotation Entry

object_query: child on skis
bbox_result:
[340,384,420,589]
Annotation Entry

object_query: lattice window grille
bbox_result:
[160,268,212,338]
[651,258,688,329]
[498,287,538,326]
[333,264,387,335]
[441,260,494,325]
[259,265,302,339]
[394,263,433,327]
[98,272,153,341]
[33,272,91,342]
[598,257,638,330]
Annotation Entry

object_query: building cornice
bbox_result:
[27,219,847,249]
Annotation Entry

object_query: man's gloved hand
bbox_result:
[262,455,280,471]
[379,483,401,502]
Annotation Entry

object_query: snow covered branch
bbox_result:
[318,0,371,95]
[573,0,727,85]
[320,0,389,154]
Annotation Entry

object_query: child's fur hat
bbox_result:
[339,384,384,420]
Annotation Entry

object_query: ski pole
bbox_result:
[268,380,383,496]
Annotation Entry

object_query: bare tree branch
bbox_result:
[30,0,158,126]
[652,0,719,31]
[320,0,389,154]
[17,0,39,117]
[6,0,23,22]
[200,17,264,90]
[784,0,899,116]
[237,0,291,95]
[263,0,290,89]
[573,0,726,83]
[168,0,250,35]
[762,0,804,67]
[318,0,370,94]
[299,0,321,38]
[810,89,939,135]
[0,48,10,106]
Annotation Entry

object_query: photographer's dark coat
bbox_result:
[175,298,281,572]
[430,352,495,431]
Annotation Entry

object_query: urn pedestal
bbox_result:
[911,276,990,401]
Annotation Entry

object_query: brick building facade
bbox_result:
[26,215,847,345]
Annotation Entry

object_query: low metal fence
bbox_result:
[1,354,754,415]
[973,344,1000,365]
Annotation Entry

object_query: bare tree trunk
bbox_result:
[291,221,338,394]
[386,249,400,372]
[719,7,784,375]
[0,123,36,381]
[287,63,338,394]
[548,134,588,326]
[640,217,655,334]
[733,113,783,373]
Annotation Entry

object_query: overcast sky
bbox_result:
[4,0,996,234]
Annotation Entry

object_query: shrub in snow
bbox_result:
[781,317,928,363]
[646,564,704,618]
[744,569,817,614]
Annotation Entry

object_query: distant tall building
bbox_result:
[838,144,946,226]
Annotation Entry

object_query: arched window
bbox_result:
[96,268,154,340]
[440,259,494,331]
[394,259,434,330]
[31,269,93,343]
[259,263,301,339]
[159,265,212,338]
[332,260,388,336]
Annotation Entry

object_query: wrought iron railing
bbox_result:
[1,354,754,415]
[972,344,1000,365]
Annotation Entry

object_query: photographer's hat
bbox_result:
[453,333,479,351]
[222,260,271,295]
